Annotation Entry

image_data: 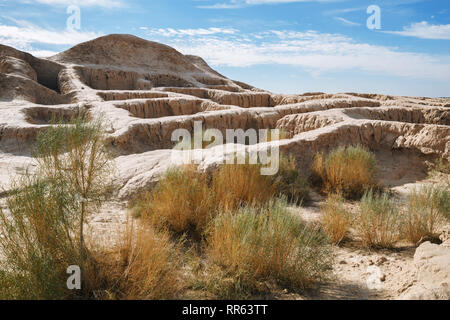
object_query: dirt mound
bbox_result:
[0,34,449,196]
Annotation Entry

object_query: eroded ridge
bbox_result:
[0,34,449,197]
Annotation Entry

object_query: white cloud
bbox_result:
[335,17,361,26]
[0,19,102,53]
[146,27,238,37]
[28,49,60,57]
[146,29,450,81]
[198,0,333,9]
[22,0,123,7]
[385,21,450,40]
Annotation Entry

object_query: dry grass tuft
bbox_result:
[311,145,378,199]
[272,155,310,205]
[134,163,276,237]
[320,194,351,245]
[205,200,333,296]
[110,220,184,300]
[212,163,276,212]
[134,166,213,235]
[355,191,403,248]
[405,185,448,244]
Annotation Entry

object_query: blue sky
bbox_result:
[0,0,449,96]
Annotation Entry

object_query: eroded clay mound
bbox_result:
[0,34,449,197]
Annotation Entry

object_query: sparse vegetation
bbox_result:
[134,163,276,236]
[355,191,403,248]
[205,200,333,297]
[272,155,310,205]
[0,115,113,299]
[312,145,378,199]
[428,158,450,177]
[405,185,448,243]
[111,220,184,300]
[320,194,351,245]
[135,166,213,236]
[212,162,276,211]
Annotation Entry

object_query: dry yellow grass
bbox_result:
[312,145,378,199]
[112,220,184,300]
[355,191,403,248]
[206,200,332,294]
[405,185,447,244]
[211,163,276,211]
[135,166,214,235]
[134,163,276,236]
[320,194,351,245]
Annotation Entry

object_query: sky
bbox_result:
[0,0,449,97]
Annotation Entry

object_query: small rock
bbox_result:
[376,257,388,266]
[339,260,347,265]
[380,274,386,282]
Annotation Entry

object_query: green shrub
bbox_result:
[405,185,448,243]
[0,116,113,299]
[355,191,403,248]
[272,155,310,205]
[206,200,333,296]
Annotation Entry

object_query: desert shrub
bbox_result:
[0,176,83,299]
[355,191,403,248]
[211,162,276,211]
[135,166,213,235]
[405,185,448,243]
[136,163,276,236]
[35,115,114,256]
[428,158,450,176]
[206,200,332,295]
[0,116,113,299]
[272,155,310,205]
[311,145,378,199]
[187,261,254,300]
[320,194,351,245]
[111,221,184,300]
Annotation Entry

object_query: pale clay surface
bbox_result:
[0,34,449,299]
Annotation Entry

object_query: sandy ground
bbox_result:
[287,201,419,300]
[83,172,448,300]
